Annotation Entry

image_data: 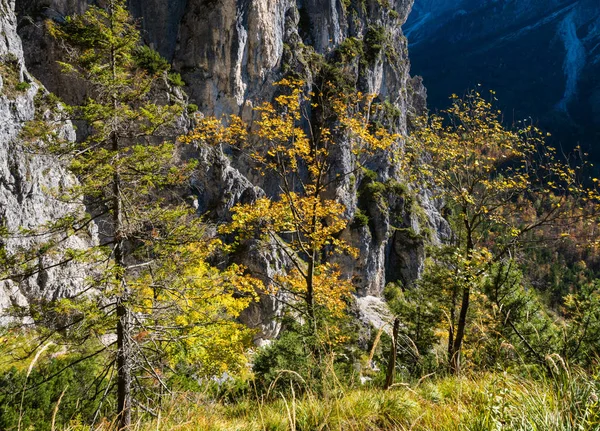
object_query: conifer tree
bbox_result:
[3,1,259,428]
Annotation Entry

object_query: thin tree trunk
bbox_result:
[384,318,400,389]
[450,286,470,374]
[114,140,131,429]
[114,143,131,428]
[306,255,316,335]
[449,219,473,375]
[306,189,320,335]
[116,294,131,430]
[447,281,457,371]
[109,2,131,425]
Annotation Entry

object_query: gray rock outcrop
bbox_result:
[6,0,450,336]
[0,0,91,322]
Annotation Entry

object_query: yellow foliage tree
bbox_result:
[183,79,400,332]
[408,90,600,373]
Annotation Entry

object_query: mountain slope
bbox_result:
[3,0,449,340]
[406,0,600,155]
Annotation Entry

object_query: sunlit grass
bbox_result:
[60,367,600,431]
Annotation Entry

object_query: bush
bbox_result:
[252,318,360,397]
[15,81,31,92]
[382,281,442,376]
[0,355,113,431]
[352,209,370,228]
[168,72,185,87]
[252,324,318,395]
[364,25,387,64]
[133,45,170,75]
[336,37,364,62]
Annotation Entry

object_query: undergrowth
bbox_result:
[50,366,600,430]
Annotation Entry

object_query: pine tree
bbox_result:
[4,1,259,428]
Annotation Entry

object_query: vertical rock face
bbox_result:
[171,0,300,116]
[173,0,416,117]
[0,0,89,322]
[128,0,189,61]
[14,0,89,102]
[16,0,420,125]
[166,0,436,297]
[8,0,448,336]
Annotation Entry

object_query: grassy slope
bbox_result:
[64,369,599,431]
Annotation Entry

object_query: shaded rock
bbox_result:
[0,0,91,320]
[406,0,600,160]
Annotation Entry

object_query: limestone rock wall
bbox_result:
[6,0,450,337]
[0,0,90,323]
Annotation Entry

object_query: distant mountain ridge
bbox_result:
[406,0,600,156]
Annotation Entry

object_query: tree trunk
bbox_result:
[306,255,317,335]
[384,318,400,389]
[449,286,470,374]
[447,279,458,371]
[109,3,131,427]
[448,218,473,375]
[116,294,131,429]
[113,146,131,429]
[113,141,131,430]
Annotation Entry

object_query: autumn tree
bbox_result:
[408,90,600,373]
[3,1,259,429]
[184,79,399,334]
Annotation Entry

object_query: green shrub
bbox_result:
[15,81,31,92]
[382,280,442,376]
[352,209,370,228]
[336,37,364,62]
[0,59,22,97]
[168,72,185,87]
[361,168,378,183]
[318,61,356,96]
[252,318,360,397]
[364,25,387,64]
[133,45,169,75]
[359,180,388,211]
[187,103,199,114]
[380,99,402,119]
[252,324,318,395]
[0,355,113,431]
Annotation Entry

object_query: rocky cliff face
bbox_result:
[0,0,92,323]
[5,0,448,338]
[405,0,600,157]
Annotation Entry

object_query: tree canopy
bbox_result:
[184,79,401,334]
[406,89,600,373]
